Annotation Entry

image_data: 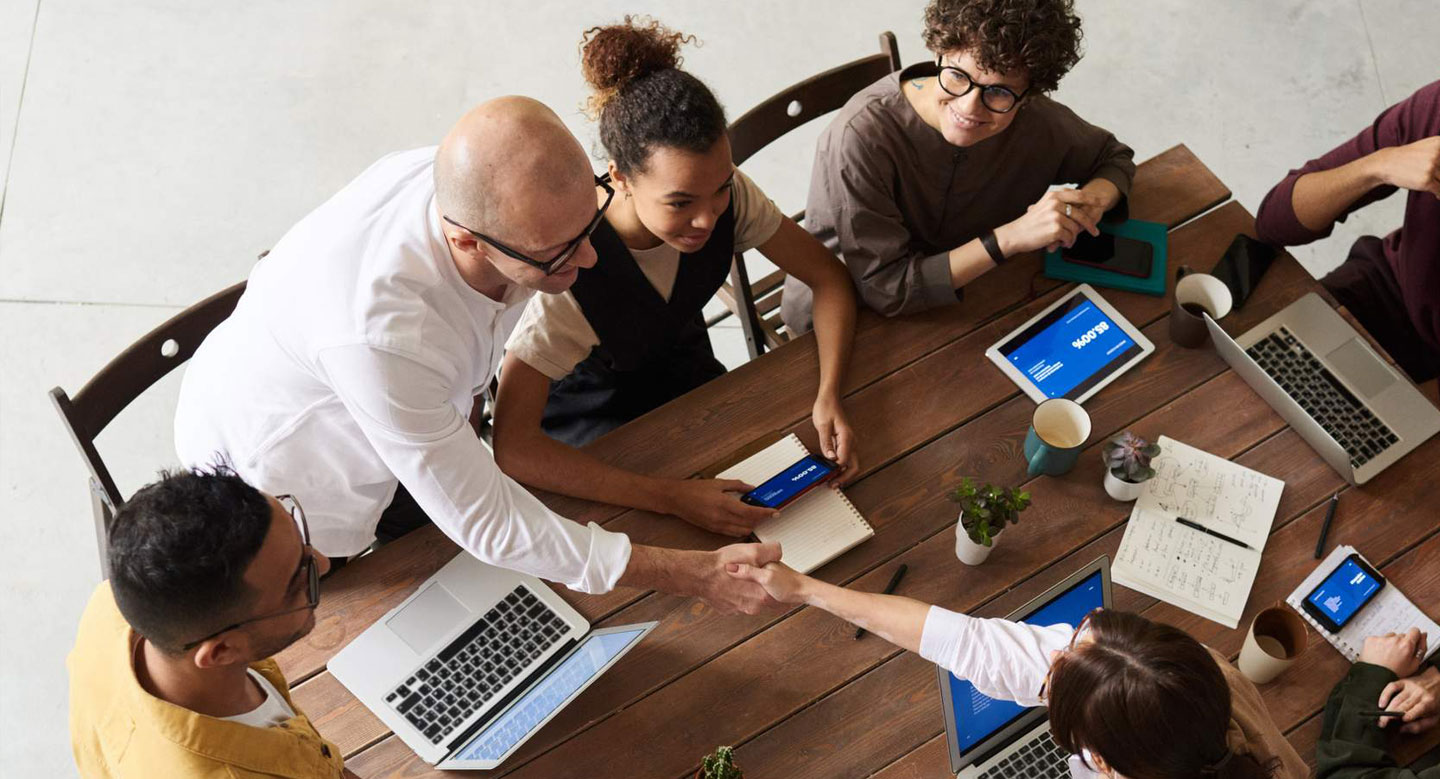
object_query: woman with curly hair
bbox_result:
[494,17,859,538]
[726,559,1308,778]
[783,0,1137,332]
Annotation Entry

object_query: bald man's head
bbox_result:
[434,96,595,250]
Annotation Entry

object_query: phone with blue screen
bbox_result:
[740,454,839,509]
[1302,553,1385,633]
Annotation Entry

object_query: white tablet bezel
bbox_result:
[984,284,1154,405]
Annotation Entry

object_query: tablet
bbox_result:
[985,284,1154,404]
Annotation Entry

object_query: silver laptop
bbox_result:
[937,557,1112,777]
[1205,293,1440,485]
[329,553,656,770]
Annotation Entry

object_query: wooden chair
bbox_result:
[712,31,902,358]
[49,280,247,577]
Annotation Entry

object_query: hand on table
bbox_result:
[1371,136,1440,198]
[995,188,1105,256]
[691,542,787,615]
[665,478,776,537]
[1360,627,1428,678]
[812,393,859,485]
[726,560,809,606]
[1378,665,1440,734]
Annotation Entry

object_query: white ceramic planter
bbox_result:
[1103,470,1146,502]
[955,514,994,565]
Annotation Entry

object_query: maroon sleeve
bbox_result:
[1255,80,1440,247]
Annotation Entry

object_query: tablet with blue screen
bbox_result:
[985,285,1154,405]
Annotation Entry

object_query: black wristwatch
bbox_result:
[980,230,1006,266]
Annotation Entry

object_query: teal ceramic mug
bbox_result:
[1024,398,1092,477]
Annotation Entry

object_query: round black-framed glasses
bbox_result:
[443,174,615,276]
[934,58,1029,114]
[179,494,321,651]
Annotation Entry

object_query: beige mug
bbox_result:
[1237,605,1309,684]
[1170,266,1234,348]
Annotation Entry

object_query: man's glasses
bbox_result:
[443,174,615,276]
[180,494,321,651]
[935,59,1029,114]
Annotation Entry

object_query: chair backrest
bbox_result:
[49,280,246,576]
[722,31,902,358]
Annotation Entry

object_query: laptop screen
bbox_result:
[946,569,1106,755]
[452,626,648,762]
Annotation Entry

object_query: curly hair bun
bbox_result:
[581,16,697,118]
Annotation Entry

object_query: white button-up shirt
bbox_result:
[174,147,631,594]
[919,606,1075,707]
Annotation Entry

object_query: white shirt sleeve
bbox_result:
[316,344,631,594]
[918,606,1075,708]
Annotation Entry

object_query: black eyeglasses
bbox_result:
[180,494,321,651]
[443,174,614,276]
[935,58,1029,114]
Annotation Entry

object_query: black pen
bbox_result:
[1315,492,1340,559]
[1175,517,1253,551]
[1355,710,1405,719]
[855,564,908,640]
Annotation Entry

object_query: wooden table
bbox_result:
[279,146,1440,778]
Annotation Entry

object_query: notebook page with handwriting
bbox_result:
[716,435,873,574]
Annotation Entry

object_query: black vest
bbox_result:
[541,205,736,446]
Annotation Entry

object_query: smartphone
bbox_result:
[1211,235,1277,309]
[740,454,840,509]
[1062,232,1154,278]
[1301,553,1386,634]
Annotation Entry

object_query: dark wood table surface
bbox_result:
[278,146,1440,778]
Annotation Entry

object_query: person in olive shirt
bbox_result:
[784,0,1135,332]
[68,468,353,778]
[1318,628,1440,778]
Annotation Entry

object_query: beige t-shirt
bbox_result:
[506,167,785,380]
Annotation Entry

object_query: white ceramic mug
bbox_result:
[1237,605,1309,684]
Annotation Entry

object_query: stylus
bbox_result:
[1175,517,1252,551]
[1315,492,1340,559]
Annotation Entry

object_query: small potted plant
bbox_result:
[697,746,743,779]
[949,477,1031,566]
[1102,432,1161,502]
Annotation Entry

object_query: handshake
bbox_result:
[677,542,811,616]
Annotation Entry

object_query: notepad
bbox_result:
[1286,545,1440,663]
[716,434,874,574]
[1113,436,1285,628]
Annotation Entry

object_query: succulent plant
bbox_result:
[1103,432,1161,483]
[948,477,1031,547]
[698,746,743,779]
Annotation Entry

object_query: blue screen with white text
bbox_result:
[1001,297,1136,399]
[744,455,834,508]
[1306,558,1381,629]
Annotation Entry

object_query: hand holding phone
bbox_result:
[740,454,840,510]
[1302,553,1386,634]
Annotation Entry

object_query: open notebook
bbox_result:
[1286,545,1440,663]
[717,434,873,574]
[1113,436,1284,628]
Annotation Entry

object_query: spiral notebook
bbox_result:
[1285,545,1440,663]
[716,434,874,574]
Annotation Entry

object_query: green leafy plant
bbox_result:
[1102,432,1161,483]
[948,477,1031,547]
[697,746,743,779]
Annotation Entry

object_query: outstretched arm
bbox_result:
[727,560,928,652]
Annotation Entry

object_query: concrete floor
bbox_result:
[1,1,1436,775]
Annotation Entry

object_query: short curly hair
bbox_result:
[922,0,1084,94]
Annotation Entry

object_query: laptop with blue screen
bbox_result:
[936,557,1112,777]
[329,552,656,769]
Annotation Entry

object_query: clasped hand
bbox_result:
[997,187,1108,256]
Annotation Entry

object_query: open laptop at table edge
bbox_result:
[328,552,657,770]
[936,556,1112,777]
[1204,293,1440,485]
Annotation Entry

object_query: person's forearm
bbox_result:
[1291,155,1387,233]
[496,428,678,516]
[808,271,856,401]
[798,575,929,654]
[948,238,998,289]
[1080,177,1122,212]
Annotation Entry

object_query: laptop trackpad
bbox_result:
[1325,339,1395,399]
[387,583,470,655]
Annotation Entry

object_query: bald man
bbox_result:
[174,97,781,615]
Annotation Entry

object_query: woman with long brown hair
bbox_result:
[727,561,1308,778]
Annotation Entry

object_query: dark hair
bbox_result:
[108,467,272,653]
[580,16,727,175]
[1046,611,1276,779]
[922,0,1083,94]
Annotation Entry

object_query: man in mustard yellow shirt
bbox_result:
[68,467,354,778]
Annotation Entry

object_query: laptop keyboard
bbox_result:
[1246,327,1397,469]
[977,730,1069,778]
[383,585,569,744]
